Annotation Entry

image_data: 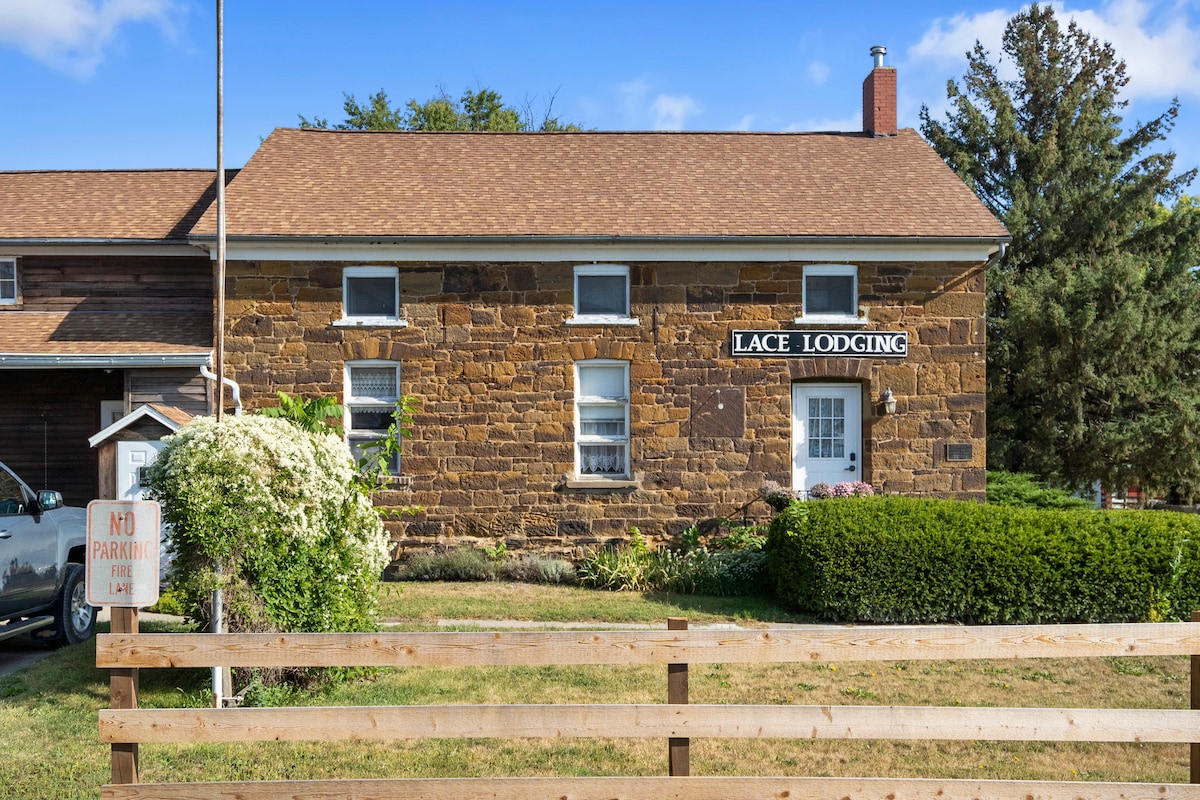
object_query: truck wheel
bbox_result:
[50,565,96,646]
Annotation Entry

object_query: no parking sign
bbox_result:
[86,500,160,607]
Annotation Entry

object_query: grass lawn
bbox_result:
[376,580,807,625]
[1,582,1193,798]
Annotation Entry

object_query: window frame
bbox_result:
[337,266,405,327]
[574,359,631,480]
[344,360,403,475]
[797,264,860,324]
[568,264,638,326]
[0,257,18,306]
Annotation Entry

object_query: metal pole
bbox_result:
[212,0,226,709]
[214,0,226,423]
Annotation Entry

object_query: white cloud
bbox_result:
[0,0,182,78]
[806,60,831,85]
[732,114,755,131]
[617,78,651,117]
[907,1,1200,100]
[651,94,699,130]
[616,80,699,129]
[1062,0,1200,98]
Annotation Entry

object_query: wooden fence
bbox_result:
[96,609,1200,799]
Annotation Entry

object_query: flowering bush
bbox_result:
[759,480,805,511]
[830,481,875,497]
[808,482,833,499]
[147,415,388,638]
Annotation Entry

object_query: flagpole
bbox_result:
[212,0,226,710]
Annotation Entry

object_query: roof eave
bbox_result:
[0,353,212,369]
[190,233,1010,263]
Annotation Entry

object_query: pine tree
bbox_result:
[920,3,1200,499]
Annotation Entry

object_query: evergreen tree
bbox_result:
[920,4,1200,499]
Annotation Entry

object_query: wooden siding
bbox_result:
[0,369,207,506]
[129,369,209,416]
[0,369,122,504]
[4,254,212,314]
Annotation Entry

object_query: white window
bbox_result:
[345,361,402,474]
[575,360,630,479]
[338,266,404,326]
[799,264,859,323]
[569,264,637,325]
[0,258,17,305]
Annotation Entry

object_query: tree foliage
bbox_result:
[299,86,582,132]
[920,3,1200,499]
[257,390,343,434]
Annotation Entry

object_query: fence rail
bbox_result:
[98,613,1200,799]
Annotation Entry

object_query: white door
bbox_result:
[792,383,862,492]
[116,441,170,581]
[116,441,163,501]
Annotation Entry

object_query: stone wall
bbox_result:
[223,259,985,557]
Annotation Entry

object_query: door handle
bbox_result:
[845,465,856,472]
[0,530,11,538]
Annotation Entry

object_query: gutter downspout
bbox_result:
[984,241,1008,271]
[200,363,242,416]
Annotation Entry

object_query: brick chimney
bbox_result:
[862,45,896,137]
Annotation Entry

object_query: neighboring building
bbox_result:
[183,52,1008,554]
[0,170,218,505]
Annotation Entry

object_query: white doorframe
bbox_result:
[791,382,863,492]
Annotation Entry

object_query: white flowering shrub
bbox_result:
[147,415,388,636]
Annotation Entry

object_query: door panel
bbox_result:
[792,383,863,493]
[116,441,170,581]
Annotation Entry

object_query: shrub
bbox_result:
[987,470,1093,509]
[767,495,1200,624]
[759,480,804,511]
[147,415,389,636]
[500,555,577,584]
[397,548,498,582]
[578,522,776,597]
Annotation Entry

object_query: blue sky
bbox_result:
[4,0,1200,182]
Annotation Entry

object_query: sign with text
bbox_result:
[86,500,160,607]
[731,329,908,358]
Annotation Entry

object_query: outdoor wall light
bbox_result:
[881,388,897,415]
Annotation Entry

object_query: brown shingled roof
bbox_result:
[0,312,211,357]
[0,170,219,241]
[195,128,1006,240]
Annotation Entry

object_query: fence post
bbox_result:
[1192,610,1200,784]
[110,606,139,785]
[667,617,689,776]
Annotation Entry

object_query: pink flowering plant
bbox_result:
[829,481,875,497]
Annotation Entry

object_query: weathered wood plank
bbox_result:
[95,622,1200,669]
[108,607,138,786]
[98,776,1200,800]
[99,703,1199,745]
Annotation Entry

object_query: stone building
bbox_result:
[186,54,1008,554]
[0,53,1007,555]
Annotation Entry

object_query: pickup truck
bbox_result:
[0,460,95,645]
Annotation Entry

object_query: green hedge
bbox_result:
[767,496,1200,624]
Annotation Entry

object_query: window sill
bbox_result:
[566,316,640,327]
[793,316,867,327]
[564,478,639,491]
[333,319,408,328]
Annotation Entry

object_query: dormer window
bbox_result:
[799,264,859,324]
[338,266,405,326]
